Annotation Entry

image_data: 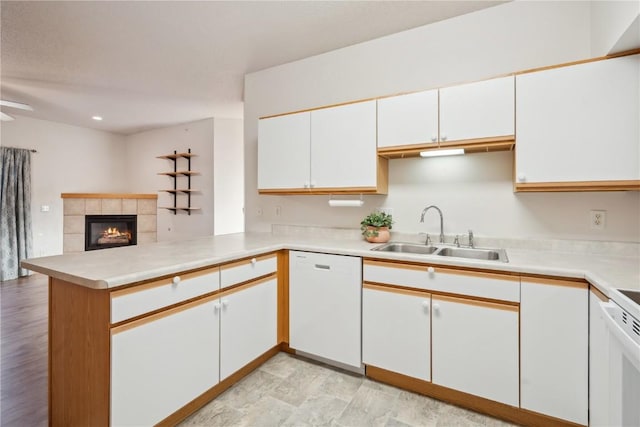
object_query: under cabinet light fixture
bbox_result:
[420,148,465,158]
[92,116,103,121]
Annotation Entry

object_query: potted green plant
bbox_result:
[360,211,393,243]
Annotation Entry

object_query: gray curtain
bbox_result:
[0,147,33,281]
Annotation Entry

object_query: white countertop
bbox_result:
[21,232,640,318]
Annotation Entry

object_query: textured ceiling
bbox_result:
[1,1,504,135]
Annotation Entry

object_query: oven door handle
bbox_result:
[600,301,640,372]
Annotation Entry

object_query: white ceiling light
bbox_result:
[0,99,33,121]
[92,116,103,121]
[420,148,465,158]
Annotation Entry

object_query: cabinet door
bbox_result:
[258,112,311,189]
[589,289,610,427]
[377,90,439,148]
[111,299,220,426]
[439,76,514,142]
[520,279,588,425]
[516,54,640,184]
[220,277,278,380]
[310,101,377,189]
[432,295,519,406]
[362,285,430,381]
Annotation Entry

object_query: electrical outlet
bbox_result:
[590,210,606,230]
[379,207,393,216]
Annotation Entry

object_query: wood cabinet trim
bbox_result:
[258,186,383,195]
[219,252,277,271]
[364,281,519,307]
[432,294,519,312]
[218,273,277,298]
[157,345,280,426]
[366,364,586,427]
[514,180,640,192]
[50,278,110,426]
[61,192,157,199]
[363,282,431,298]
[110,266,220,298]
[515,47,640,76]
[278,251,290,344]
[111,292,221,334]
[378,137,514,159]
[590,285,608,302]
[363,259,520,282]
[521,276,588,289]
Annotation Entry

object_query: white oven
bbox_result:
[599,299,640,426]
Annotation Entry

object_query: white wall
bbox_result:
[0,115,127,256]
[213,118,244,235]
[124,118,215,241]
[244,0,640,243]
[591,0,640,55]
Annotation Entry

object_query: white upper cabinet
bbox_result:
[439,75,515,143]
[515,54,640,187]
[377,90,439,148]
[258,101,385,193]
[258,111,310,190]
[310,101,378,189]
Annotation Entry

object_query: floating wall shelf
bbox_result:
[157,149,200,215]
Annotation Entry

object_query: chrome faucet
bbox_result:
[420,205,445,244]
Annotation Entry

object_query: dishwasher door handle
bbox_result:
[314,264,331,270]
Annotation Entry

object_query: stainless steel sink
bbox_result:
[436,247,508,262]
[371,242,508,262]
[371,242,439,255]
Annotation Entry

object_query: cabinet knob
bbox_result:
[172,276,181,285]
[431,135,437,142]
[427,266,435,274]
[441,134,447,141]
[213,302,221,311]
[221,299,229,308]
[251,258,257,265]
[421,301,430,311]
[433,303,440,313]
[517,173,526,182]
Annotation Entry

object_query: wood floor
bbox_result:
[1,273,48,427]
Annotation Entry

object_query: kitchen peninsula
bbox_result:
[22,231,640,426]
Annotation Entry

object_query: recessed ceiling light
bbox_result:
[419,148,465,158]
[92,116,103,121]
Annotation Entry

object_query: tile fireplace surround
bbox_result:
[62,193,157,253]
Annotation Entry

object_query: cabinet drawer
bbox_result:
[363,260,519,302]
[220,253,277,290]
[111,267,220,323]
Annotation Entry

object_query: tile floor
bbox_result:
[180,352,516,427]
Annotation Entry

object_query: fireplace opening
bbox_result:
[85,215,137,251]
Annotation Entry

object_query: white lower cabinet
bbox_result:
[111,298,220,426]
[362,284,431,381]
[520,278,588,425]
[431,295,519,406]
[220,278,278,380]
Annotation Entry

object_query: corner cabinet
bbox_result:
[515,54,640,192]
[157,149,201,214]
[258,100,388,194]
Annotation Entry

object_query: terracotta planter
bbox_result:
[364,226,391,243]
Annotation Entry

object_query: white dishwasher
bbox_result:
[289,250,362,369]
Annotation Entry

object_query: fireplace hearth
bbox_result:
[85,215,137,251]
